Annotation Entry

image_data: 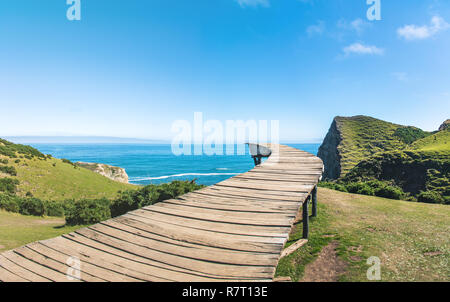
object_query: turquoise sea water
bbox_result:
[29,144,321,186]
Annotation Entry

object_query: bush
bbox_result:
[0,159,8,164]
[65,198,111,225]
[394,127,430,144]
[375,185,405,200]
[0,178,19,194]
[0,194,20,213]
[44,201,65,217]
[0,165,17,176]
[417,191,445,204]
[61,158,75,166]
[346,182,375,196]
[18,197,46,216]
[318,182,348,192]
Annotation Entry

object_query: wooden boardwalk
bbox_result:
[0,144,323,282]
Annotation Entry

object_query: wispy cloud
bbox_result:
[306,21,325,37]
[343,43,384,56]
[236,0,270,8]
[391,72,409,82]
[338,18,371,35]
[397,16,449,40]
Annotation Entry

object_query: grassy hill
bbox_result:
[343,128,449,203]
[0,138,135,201]
[410,128,450,153]
[318,116,448,203]
[318,116,431,179]
[276,188,449,282]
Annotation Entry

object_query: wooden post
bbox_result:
[302,195,309,239]
[311,186,318,217]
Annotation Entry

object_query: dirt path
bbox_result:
[301,241,347,282]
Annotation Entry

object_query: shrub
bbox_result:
[394,127,430,144]
[346,182,375,196]
[318,182,348,192]
[110,191,139,217]
[417,191,445,204]
[0,159,8,164]
[61,158,75,166]
[375,185,405,200]
[44,201,65,217]
[65,198,111,225]
[18,197,46,216]
[0,178,19,194]
[0,165,17,176]
[0,194,20,213]
[15,159,20,164]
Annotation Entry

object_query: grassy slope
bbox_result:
[334,116,434,177]
[335,116,409,177]
[410,129,450,153]
[0,155,135,200]
[0,210,84,253]
[342,128,449,199]
[276,188,449,282]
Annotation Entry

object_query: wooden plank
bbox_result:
[128,209,291,237]
[86,223,279,266]
[37,238,186,282]
[1,250,70,282]
[145,203,294,226]
[101,219,281,254]
[158,199,297,218]
[119,214,286,248]
[204,186,306,200]
[68,229,276,279]
[171,196,299,214]
[0,265,29,282]
[0,254,50,282]
[280,239,308,258]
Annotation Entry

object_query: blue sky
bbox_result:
[1,0,449,142]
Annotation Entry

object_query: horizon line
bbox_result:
[2,135,324,144]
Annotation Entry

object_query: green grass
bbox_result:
[275,188,450,282]
[0,155,135,201]
[410,129,450,153]
[0,210,84,253]
[335,116,424,177]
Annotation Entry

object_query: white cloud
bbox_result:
[397,16,449,40]
[338,18,371,35]
[343,43,384,56]
[391,72,409,82]
[236,0,269,8]
[306,21,325,37]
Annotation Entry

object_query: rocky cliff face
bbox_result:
[439,119,450,131]
[317,118,342,180]
[76,162,129,183]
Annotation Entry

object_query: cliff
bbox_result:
[318,116,422,179]
[318,117,449,203]
[76,162,129,184]
[317,119,342,179]
[439,119,450,131]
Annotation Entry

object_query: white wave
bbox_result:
[130,172,239,181]
[216,168,230,171]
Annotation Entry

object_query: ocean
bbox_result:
[28,143,321,186]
